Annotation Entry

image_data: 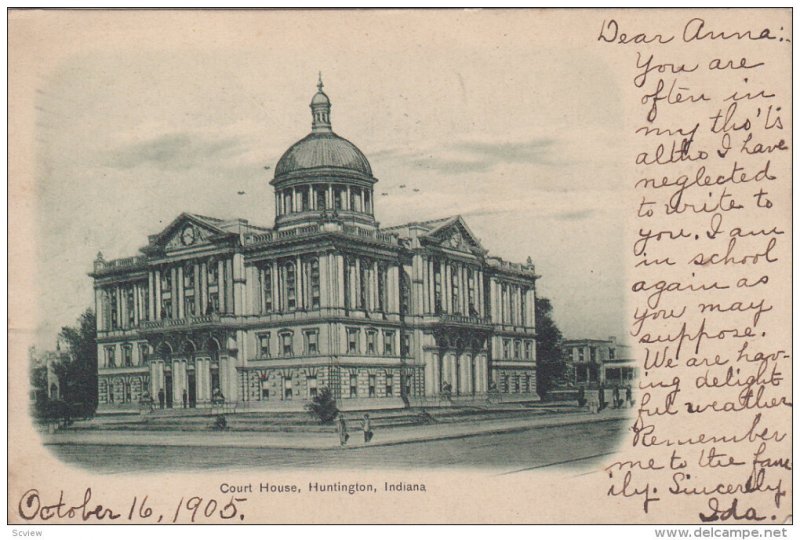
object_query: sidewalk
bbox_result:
[42,408,631,450]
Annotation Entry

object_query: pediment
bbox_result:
[425,216,485,254]
[147,213,229,252]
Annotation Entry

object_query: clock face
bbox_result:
[181,226,195,246]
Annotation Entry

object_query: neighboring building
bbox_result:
[563,336,636,387]
[29,341,69,402]
[90,78,539,413]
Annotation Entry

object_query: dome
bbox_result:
[274,131,373,177]
[311,90,330,106]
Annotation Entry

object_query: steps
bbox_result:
[67,404,584,434]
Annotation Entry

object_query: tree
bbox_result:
[54,309,98,417]
[305,387,339,424]
[535,297,567,396]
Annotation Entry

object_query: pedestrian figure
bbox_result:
[598,384,605,411]
[337,415,349,446]
[612,385,620,409]
[625,385,633,408]
[182,389,188,409]
[158,388,165,409]
[362,413,373,443]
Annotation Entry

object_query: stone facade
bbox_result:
[91,79,539,413]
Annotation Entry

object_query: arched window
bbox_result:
[285,262,296,311]
[206,338,220,362]
[157,342,172,361]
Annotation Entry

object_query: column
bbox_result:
[354,258,362,309]
[194,264,201,316]
[443,263,452,313]
[148,271,156,321]
[150,361,163,398]
[177,266,184,319]
[271,260,280,312]
[345,186,351,211]
[319,254,329,308]
[427,259,435,314]
[461,353,473,395]
[460,265,468,314]
[387,265,398,313]
[477,271,484,317]
[225,258,234,313]
[326,184,333,209]
[173,360,186,408]
[296,256,304,310]
[217,260,226,313]
[431,352,440,396]
[200,262,208,315]
[154,270,161,320]
[233,253,245,315]
[336,255,345,309]
[170,267,178,319]
[371,261,379,311]
[132,283,139,326]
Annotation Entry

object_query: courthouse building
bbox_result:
[91,79,540,412]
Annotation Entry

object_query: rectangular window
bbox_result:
[503,339,511,359]
[310,260,320,309]
[514,340,522,359]
[609,348,616,359]
[184,264,195,289]
[307,376,318,398]
[401,333,411,356]
[347,328,359,354]
[184,296,195,318]
[261,380,270,400]
[281,333,293,356]
[105,346,115,368]
[525,341,533,360]
[161,269,172,291]
[123,346,132,367]
[139,345,149,365]
[258,334,270,358]
[468,269,476,315]
[578,348,586,362]
[385,374,394,396]
[126,289,135,325]
[208,262,219,285]
[368,374,376,397]
[306,331,318,355]
[383,331,394,356]
[161,298,172,319]
[284,377,293,400]
[334,188,343,210]
[366,331,376,355]
[208,293,219,315]
[377,265,386,312]
[316,187,326,210]
[349,374,358,398]
[286,263,297,311]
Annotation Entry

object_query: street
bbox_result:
[47,418,628,474]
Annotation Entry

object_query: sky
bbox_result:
[24,10,628,350]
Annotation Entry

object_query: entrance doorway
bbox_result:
[165,374,173,408]
[188,373,197,407]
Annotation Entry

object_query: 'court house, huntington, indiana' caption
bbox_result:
[90,78,540,413]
